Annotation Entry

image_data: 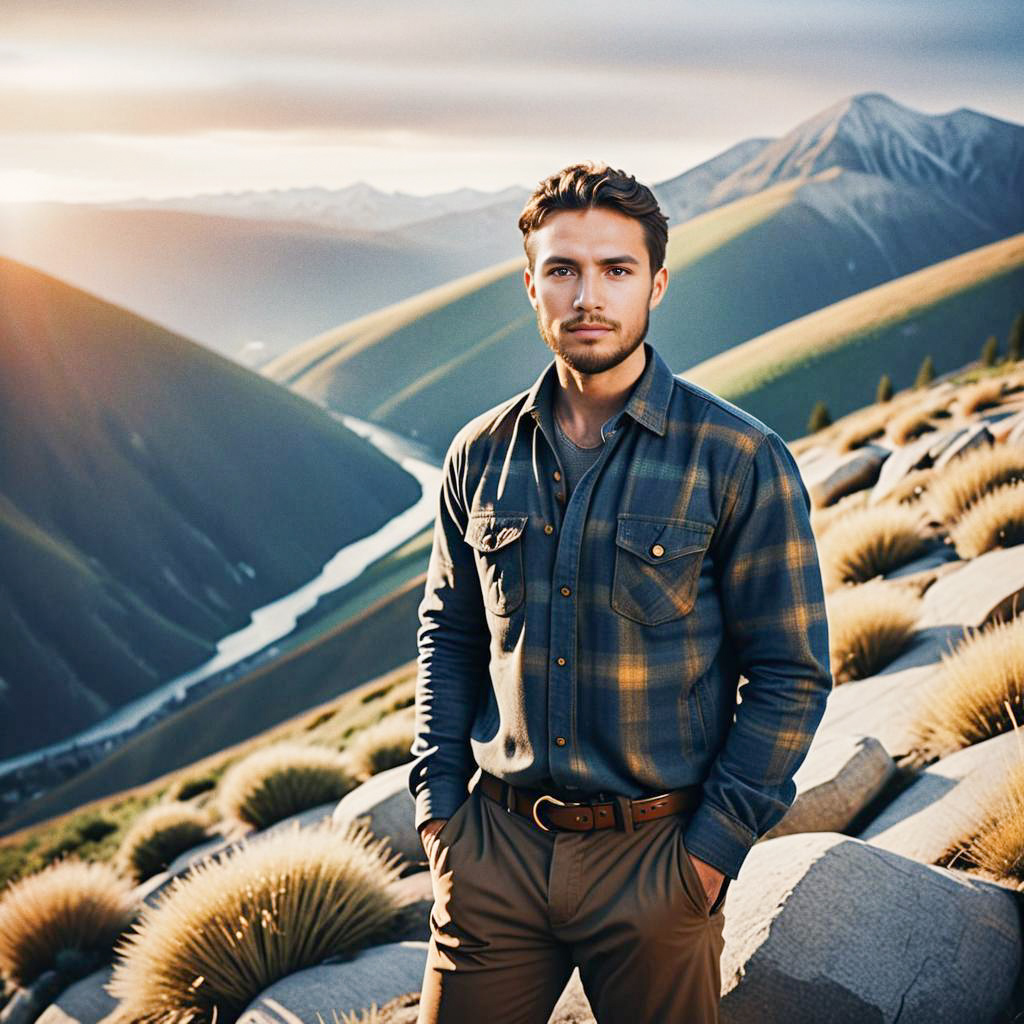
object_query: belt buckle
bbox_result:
[532,793,589,832]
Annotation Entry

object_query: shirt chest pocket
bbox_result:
[611,515,714,625]
[464,512,528,616]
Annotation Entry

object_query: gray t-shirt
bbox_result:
[552,410,604,495]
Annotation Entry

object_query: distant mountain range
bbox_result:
[263,93,1024,451]
[0,257,421,758]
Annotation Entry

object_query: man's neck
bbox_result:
[552,344,647,445]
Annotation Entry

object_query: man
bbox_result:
[408,162,832,1023]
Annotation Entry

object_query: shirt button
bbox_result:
[560,585,571,597]
[544,524,554,535]
[556,657,566,666]
[555,736,567,746]
[651,543,665,557]
[553,470,562,481]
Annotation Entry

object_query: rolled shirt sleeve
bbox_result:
[682,429,833,878]
[407,433,491,833]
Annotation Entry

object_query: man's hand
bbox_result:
[687,849,725,909]
[419,817,449,857]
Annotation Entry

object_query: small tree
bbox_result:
[1007,312,1023,364]
[876,373,893,403]
[914,354,934,389]
[808,400,832,434]
[981,335,999,368]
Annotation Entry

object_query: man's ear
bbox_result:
[523,265,538,310]
[648,265,669,310]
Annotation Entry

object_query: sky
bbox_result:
[2,0,1021,203]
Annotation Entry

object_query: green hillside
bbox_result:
[0,258,421,757]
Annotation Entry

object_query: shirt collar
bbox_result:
[522,340,673,438]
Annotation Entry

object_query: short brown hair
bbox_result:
[518,161,669,275]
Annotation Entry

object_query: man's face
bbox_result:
[523,206,668,375]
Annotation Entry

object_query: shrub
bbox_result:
[117,803,212,882]
[218,743,357,831]
[807,400,831,434]
[947,480,1024,559]
[915,354,935,388]
[342,707,416,782]
[833,403,892,453]
[981,335,1000,368]
[876,373,893,403]
[107,819,405,1024]
[941,736,1024,881]
[956,377,1018,417]
[927,443,1024,523]
[816,503,931,591]
[825,580,921,684]
[909,616,1024,762]
[0,859,135,986]
[887,399,952,445]
[1009,312,1023,364]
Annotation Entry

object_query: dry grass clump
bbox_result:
[926,443,1024,523]
[342,707,416,783]
[956,376,1024,417]
[816,503,931,591]
[947,480,1024,559]
[875,465,936,507]
[887,399,954,445]
[106,818,405,1024]
[116,802,212,883]
[809,488,871,540]
[0,858,135,986]
[318,1004,383,1024]
[909,616,1024,762]
[218,743,357,832]
[941,730,1024,883]
[825,580,921,684]
[833,403,896,453]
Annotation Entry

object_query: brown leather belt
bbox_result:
[477,769,701,833]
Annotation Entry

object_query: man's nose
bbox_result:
[573,271,604,311]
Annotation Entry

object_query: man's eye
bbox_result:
[608,267,629,276]
[551,267,572,276]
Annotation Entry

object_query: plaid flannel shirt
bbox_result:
[408,341,832,878]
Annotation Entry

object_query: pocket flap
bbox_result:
[464,513,528,552]
[615,515,712,565]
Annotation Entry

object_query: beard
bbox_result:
[536,293,652,376]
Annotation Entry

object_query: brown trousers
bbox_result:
[417,779,728,1024]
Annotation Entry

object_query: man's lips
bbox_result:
[567,324,613,337]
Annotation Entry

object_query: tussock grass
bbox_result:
[942,727,1024,883]
[956,376,1024,417]
[116,803,212,883]
[342,707,416,783]
[817,503,931,591]
[0,858,135,986]
[833,403,896,453]
[107,818,405,1024]
[947,480,1024,558]
[318,1004,383,1024]
[876,465,936,507]
[809,489,871,540]
[926,443,1024,523]
[218,743,357,832]
[910,616,1024,762]
[887,399,954,445]
[825,580,921,684]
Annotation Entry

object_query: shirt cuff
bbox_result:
[681,800,759,880]
[414,780,470,833]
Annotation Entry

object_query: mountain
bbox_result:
[685,231,1024,437]
[101,181,532,235]
[0,258,421,758]
[263,93,1024,451]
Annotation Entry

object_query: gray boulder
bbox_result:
[801,444,889,508]
[35,966,117,1024]
[859,729,1023,864]
[918,544,1024,630]
[333,762,424,870]
[239,941,428,1023]
[932,422,994,470]
[764,734,894,840]
[720,832,1020,1023]
[868,426,963,504]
